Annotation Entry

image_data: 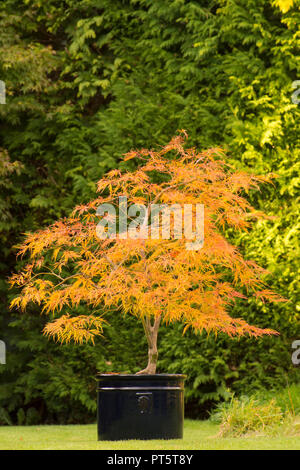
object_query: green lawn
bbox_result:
[0,420,299,450]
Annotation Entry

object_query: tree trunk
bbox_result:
[136,315,161,375]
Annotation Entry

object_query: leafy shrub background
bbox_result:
[0,0,299,423]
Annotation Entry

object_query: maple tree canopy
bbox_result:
[9,132,285,372]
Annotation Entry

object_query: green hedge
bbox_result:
[0,0,299,423]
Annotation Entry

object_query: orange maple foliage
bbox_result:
[9,132,285,374]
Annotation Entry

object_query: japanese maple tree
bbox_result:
[10,132,284,374]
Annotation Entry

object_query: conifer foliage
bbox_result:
[0,0,299,420]
[10,133,284,374]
